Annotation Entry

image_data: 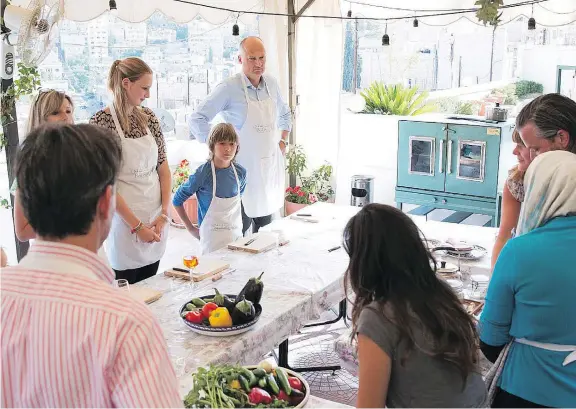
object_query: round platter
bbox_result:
[444,244,487,260]
[180,294,262,337]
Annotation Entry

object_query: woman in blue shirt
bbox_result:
[173,123,246,254]
[480,150,576,408]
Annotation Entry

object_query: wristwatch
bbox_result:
[280,139,289,147]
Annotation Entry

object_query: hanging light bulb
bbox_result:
[232,23,240,36]
[109,0,118,16]
[413,18,419,28]
[382,22,390,46]
[528,4,536,30]
[347,9,352,18]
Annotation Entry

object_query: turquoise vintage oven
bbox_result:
[395,115,516,227]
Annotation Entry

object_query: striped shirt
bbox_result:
[1,241,182,408]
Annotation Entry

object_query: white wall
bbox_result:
[519,45,576,93]
[335,95,402,206]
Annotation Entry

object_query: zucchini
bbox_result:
[258,377,267,388]
[252,368,267,378]
[238,375,251,392]
[191,298,206,307]
[275,367,291,395]
[267,374,280,395]
[240,367,258,387]
[185,303,196,311]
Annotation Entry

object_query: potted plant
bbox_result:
[170,159,198,227]
[284,186,318,215]
[285,145,334,215]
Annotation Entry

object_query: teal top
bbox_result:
[479,216,576,407]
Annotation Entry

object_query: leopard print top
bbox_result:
[89,107,167,168]
[506,168,525,203]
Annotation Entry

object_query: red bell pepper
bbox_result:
[185,311,203,324]
[201,302,219,319]
[276,390,290,402]
[288,376,303,391]
[248,388,272,405]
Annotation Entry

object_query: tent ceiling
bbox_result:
[9,0,576,25]
[10,0,267,24]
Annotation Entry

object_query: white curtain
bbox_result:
[294,0,343,172]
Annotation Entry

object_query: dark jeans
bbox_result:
[113,260,160,284]
[492,388,550,408]
[241,203,272,234]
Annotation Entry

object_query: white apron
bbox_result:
[515,338,576,366]
[199,161,243,254]
[235,74,285,218]
[105,105,168,270]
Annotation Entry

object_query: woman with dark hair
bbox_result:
[344,204,487,408]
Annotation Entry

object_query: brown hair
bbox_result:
[344,204,479,384]
[27,90,74,133]
[16,124,122,239]
[207,123,239,160]
[516,93,576,153]
[107,57,152,133]
[509,129,525,183]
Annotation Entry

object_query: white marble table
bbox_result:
[137,203,497,397]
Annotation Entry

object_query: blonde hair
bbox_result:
[208,123,239,160]
[27,90,74,133]
[107,57,152,133]
[510,129,525,183]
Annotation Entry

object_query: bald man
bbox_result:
[188,37,292,235]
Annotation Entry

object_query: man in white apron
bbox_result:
[188,36,292,234]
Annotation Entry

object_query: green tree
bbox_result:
[342,21,362,92]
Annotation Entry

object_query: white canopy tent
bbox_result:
[3,0,576,262]
[7,0,576,169]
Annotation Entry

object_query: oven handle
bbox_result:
[439,139,444,174]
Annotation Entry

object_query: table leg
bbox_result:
[274,300,347,373]
[303,300,347,328]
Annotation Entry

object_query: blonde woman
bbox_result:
[90,58,170,284]
[12,89,74,242]
[490,130,532,270]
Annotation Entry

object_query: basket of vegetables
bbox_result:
[180,273,265,337]
[183,361,309,408]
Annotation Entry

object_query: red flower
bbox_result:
[179,173,184,177]
[298,191,304,197]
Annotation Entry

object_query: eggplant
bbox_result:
[231,296,256,325]
[236,272,264,305]
[213,288,236,314]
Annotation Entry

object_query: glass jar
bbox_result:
[470,274,490,299]
[446,278,465,299]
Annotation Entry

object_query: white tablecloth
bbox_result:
[136,203,497,397]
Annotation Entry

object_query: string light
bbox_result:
[413,18,419,27]
[109,0,118,16]
[528,4,536,29]
[173,0,549,22]
[232,13,240,35]
[382,22,389,46]
[347,9,352,18]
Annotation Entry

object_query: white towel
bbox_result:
[517,151,576,236]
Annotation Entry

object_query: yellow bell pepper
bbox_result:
[208,307,232,327]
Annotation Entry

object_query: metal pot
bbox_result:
[485,103,508,122]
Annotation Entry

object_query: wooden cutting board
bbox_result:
[228,233,288,254]
[128,287,163,304]
[164,257,230,281]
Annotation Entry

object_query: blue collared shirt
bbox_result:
[188,73,292,142]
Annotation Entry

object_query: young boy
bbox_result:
[173,123,247,254]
